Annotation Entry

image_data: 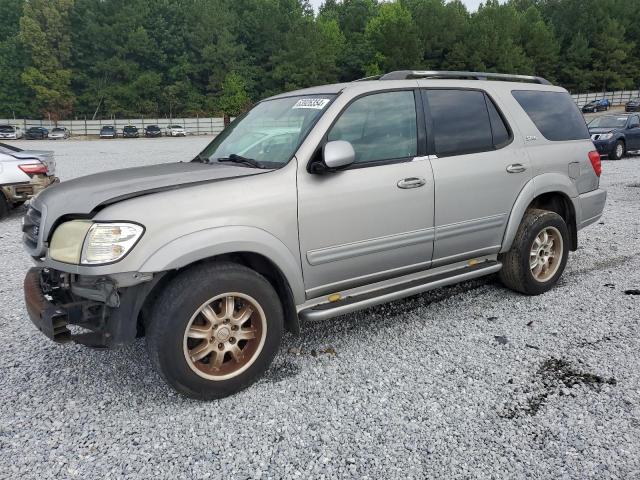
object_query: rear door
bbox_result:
[422,88,532,266]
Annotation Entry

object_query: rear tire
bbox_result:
[499,209,569,295]
[146,262,284,400]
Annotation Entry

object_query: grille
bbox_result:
[22,206,42,249]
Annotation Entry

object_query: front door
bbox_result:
[626,115,640,150]
[297,90,435,298]
[422,88,533,265]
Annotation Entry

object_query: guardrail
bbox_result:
[572,90,640,107]
[0,117,227,136]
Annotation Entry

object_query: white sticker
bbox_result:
[293,98,330,110]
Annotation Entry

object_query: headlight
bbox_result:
[49,221,144,265]
[599,133,614,140]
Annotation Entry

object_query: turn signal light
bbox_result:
[588,151,601,177]
[18,163,48,175]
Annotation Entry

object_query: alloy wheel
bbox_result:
[529,226,563,282]
[183,293,267,381]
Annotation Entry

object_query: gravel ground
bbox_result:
[1,137,639,479]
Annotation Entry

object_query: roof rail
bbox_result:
[378,70,552,85]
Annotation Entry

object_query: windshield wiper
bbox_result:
[217,154,268,169]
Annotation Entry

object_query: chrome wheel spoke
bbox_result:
[232,305,253,326]
[189,341,213,361]
[186,324,211,339]
[229,344,244,363]
[235,327,257,341]
[222,296,235,319]
[201,305,220,325]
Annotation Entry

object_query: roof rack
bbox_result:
[378,70,552,85]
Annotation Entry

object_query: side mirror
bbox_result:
[322,140,355,170]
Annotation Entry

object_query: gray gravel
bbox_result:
[1,137,639,479]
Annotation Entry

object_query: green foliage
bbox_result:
[2,0,640,119]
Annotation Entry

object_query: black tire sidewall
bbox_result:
[148,264,283,399]
[0,194,9,220]
[518,213,569,295]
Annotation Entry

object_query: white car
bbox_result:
[0,143,57,219]
[165,124,187,137]
[0,125,23,140]
[49,127,71,140]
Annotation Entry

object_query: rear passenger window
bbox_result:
[426,90,495,156]
[328,91,417,164]
[512,90,589,141]
[485,96,511,147]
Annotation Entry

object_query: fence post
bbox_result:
[197,114,200,136]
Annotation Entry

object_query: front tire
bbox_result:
[146,262,284,400]
[611,140,625,160]
[499,209,569,295]
[0,193,9,220]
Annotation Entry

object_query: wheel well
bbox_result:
[528,192,577,251]
[138,252,299,337]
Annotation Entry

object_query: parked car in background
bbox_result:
[625,98,640,112]
[166,124,186,137]
[0,125,23,140]
[122,125,139,138]
[0,142,57,220]
[24,127,49,140]
[588,113,640,159]
[99,125,117,138]
[144,125,162,137]
[21,70,606,400]
[49,127,70,140]
[582,98,610,113]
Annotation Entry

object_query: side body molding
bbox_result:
[500,173,580,253]
[139,226,306,304]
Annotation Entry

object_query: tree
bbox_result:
[216,73,251,116]
[19,0,75,119]
[364,2,422,74]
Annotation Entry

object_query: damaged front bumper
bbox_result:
[23,267,160,348]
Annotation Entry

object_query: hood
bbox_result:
[588,127,617,134]
[30,161,270,250]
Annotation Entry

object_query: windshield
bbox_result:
[169,125,182,129]
[52,128,64,132]
[147,125,159,130]
[0,125,14,132]
[199,95,334,167]
[588,116,628,129]
[102,126,114,130]
[124,126,136,131]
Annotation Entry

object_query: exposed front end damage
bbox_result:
[24,267,162,348]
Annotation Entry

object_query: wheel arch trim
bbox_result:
[500,174,579,253]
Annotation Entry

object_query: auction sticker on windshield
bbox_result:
[293,98,331,109]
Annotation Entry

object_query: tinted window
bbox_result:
[512,90,589,141]
[328,91,417,164]
[486,96,511,146]
[426,90,493,156]
[629,116,640,128]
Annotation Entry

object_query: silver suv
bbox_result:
[23,71,606,399]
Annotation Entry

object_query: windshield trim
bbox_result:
[198,93,340,170]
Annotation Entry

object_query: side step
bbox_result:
[299,260,502,322]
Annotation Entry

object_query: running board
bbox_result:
[299,261,502,322]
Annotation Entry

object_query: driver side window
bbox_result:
[327,91,418,164]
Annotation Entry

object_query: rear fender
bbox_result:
[500,174,579,253]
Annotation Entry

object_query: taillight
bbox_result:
[588,151,601,177]
[19,163,48,175]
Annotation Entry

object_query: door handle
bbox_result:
[506,163,527,174]
[397,177,426,189]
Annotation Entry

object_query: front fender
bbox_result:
[500,173,580,253]
[140,226,305,304]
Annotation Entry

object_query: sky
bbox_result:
[308,0,485,12]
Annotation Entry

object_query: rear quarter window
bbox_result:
[512,90,589,141]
